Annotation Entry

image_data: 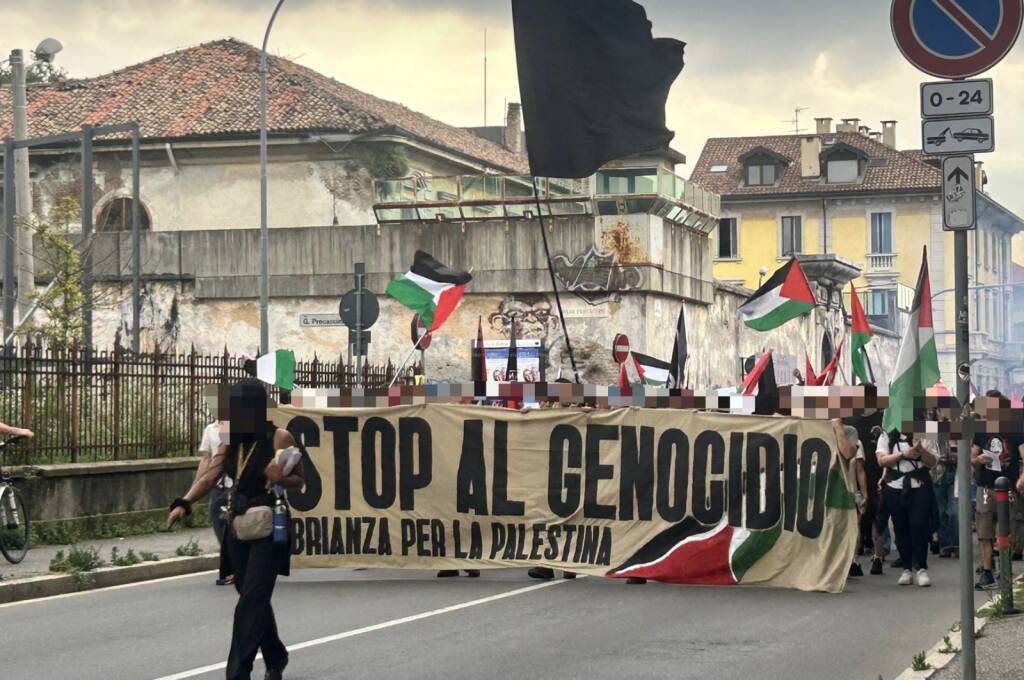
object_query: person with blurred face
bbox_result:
[168,380,304,680]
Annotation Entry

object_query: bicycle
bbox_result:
[0,436,29,564]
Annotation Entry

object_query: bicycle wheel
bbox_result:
[0,485,30,564]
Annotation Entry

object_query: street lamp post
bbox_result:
[259,0,286,356]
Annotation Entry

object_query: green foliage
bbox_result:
[938,634,959,654]
[27,197,86,348]
[138,550,160,562]
[0,59,67,85]
[911,652,930,672]
[175,537,202,557]
[355,144,409,179]
[109,546,141,567]
[49,545,104,573]
[32,505,210,546]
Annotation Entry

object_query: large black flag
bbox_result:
[753,353,779,416]
[511,0,685,179]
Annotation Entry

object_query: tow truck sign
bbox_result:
[921,116,994,155]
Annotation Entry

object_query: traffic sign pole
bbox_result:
[954,228,975,680]
[355,263,364,387]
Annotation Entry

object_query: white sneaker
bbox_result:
[898,569,913,586]
[917,569,931,587]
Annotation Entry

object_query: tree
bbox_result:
[0,56,67,85]
[26,197,86,348]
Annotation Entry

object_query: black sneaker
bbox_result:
[1013,553,1023,561]
[849,562,864,577]
[436,570,459,578]
[562,571,577,579]
[528,567,555,580]
[930,540,940,555]
[463,570,480,578]
[626,577,647,585]
[975,571,997,590]
[870,557,883,575]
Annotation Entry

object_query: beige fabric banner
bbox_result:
[275,404,857,592]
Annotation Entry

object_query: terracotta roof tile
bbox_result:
[690,132,942,198]
[0,38,528,173]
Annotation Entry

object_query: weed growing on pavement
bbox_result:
[139,550,160,562]
[938,635,959,654]
[109,547,142,567]
[49,545,104,573]
[175,538,202,557]
[911,652,930,672]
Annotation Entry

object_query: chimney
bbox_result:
[881,120,897,149]
[870,131,883,144]
[801,135,821,178]
[975,161,987,192]
[858,125,871,137]
[504,103,523,154]
[836,118,860,133]
[815,117,833,135]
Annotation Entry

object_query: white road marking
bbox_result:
[152,577,577,680]
[0,570,217,609]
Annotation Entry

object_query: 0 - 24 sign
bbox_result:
[921,79,993,118]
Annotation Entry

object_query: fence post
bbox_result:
[70,339,80,463]
[311,354,319,389]
[151,342,161,457]
[20,339,34,460]
[995,477,1018,614]
[112,340,122,460]
[188,344,197,451]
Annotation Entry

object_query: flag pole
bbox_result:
[390,331,428,387]
[531,176,581,383]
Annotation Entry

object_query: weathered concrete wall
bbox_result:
[13,459,200,523]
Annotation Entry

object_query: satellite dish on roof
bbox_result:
[34,38,63,64]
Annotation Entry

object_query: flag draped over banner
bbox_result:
[668,305,688,389]
[256,349,295,390]
[386,251,472,332]
[738,259,816,331]
[511,0,685,178]
[849,283,874,385]
[882,249,940,433]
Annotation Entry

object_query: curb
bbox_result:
[0,554,219,605]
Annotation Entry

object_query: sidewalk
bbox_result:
[1,527,219,581]
[929,612,1024,679]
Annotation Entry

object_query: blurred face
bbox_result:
[227,382,268,441]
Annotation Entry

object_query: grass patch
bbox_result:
[175,537,202,557]
[49,545,104,573]
[109,547,141,567]
[911,651,930,672]
[31,505,210,546]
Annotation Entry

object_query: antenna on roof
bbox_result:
[483,28,488,128]
[783,107,808,134]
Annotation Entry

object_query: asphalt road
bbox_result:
[1,556,983,680]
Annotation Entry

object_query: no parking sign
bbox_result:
[891,0,1022,78]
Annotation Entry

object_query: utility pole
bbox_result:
[10,49,33,322]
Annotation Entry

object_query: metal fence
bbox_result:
[0,340,411,464]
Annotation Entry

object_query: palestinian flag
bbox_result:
[882,248,940,433]
[849,283,874,385]
[631,352,672,387]
[804,354,821,386]
[608,517,782,586]
[739,258,815,331]
[256,349,295,390]
[386,251,472,332]
[819,338,844,386]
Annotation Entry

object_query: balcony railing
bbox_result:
[866,252,896,271]
[372,168,721,231]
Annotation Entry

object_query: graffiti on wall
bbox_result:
[551,246,642,306]
[488,296,560,341]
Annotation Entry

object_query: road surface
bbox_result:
[2,556,980,680]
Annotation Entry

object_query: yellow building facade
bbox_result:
[691,119,1023,392]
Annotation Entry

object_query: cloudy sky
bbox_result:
[5,0,1024,214]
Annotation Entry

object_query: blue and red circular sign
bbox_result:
[892,0,1022,78]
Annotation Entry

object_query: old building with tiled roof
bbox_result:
[0,38,528,232]
[692,117,1023,393]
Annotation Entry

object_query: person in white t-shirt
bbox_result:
[196,420,232,586]
[876,430,937,587]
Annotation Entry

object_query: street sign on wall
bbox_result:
[941,155,977,231]
[920,79,993,117]
[892,0,1023,78]
[300,314,345,327]
[921,116,994,154]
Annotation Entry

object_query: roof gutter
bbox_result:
[718,187,941,203]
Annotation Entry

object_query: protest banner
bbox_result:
[275,404,857,592]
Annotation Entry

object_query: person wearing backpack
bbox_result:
[876,429,938,587]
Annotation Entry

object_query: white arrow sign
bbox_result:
[942,156,976,231]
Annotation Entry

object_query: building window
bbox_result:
[596,168,658,195]
[781,216,802,257]
[827,159,859,183]
[866,288,897,332]
[746,162,776,187]
[870,212,893,254]
[97,197,152,232]
[717,218,738,259]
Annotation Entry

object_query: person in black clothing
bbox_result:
[168,380,304,680]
